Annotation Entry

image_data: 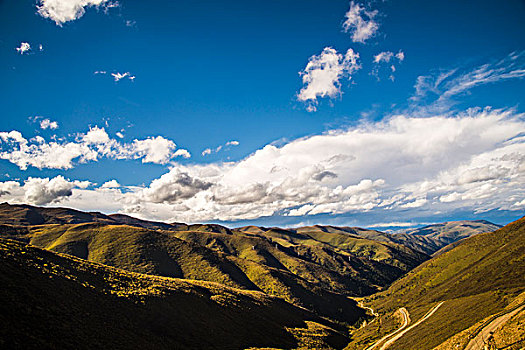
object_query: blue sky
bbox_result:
[1,0,524,229]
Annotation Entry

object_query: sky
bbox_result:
[1,0,524,229]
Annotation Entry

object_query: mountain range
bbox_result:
[0,202,521,350]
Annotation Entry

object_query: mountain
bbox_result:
[0,203,431,325]
[238,221,500,257]
[395,220,502,252]
[0,237,349,350]
[0,202,116,226]
[0,221,401,324]
[346,216,525,350]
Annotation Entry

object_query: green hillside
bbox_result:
[0,203,434,325]
[0,237,349,350]
[0,222,369,324]
[346,216,525,350]
[395,220,502,253]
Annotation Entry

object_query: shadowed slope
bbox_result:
[0,238,350,350]
[0,222,367,324]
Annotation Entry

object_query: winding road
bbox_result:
[365,302,444,350]
[464,304,524,350]
[358,301,379,318]
[378,302,444,350]
[365,307,410,350]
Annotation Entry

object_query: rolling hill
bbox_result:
[0,203,433,324]
[0,237,350,350]
[0,202,505,338]
[395,220,502,253]
[345,215,525,350]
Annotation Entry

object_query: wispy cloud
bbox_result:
[411,51,525,115]
[372,50,405,81]
[37,0,120,26]
[202,140,240,156]
[298,47,360,111]
[342,1,379,43]
[95,71,135,82]
[111,72,135,82]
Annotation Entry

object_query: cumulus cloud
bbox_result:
[342,1,379,43]
[16,42,31,55]
[174,149,191,159]
[0,176,93,205]
[298,47,360,111]
[129,136,177,164]
[1,109,523,223]
[101,179,120,188]
[0,126,187,169]
[37,0,119,26]
[140,169,213,204]
[39,118,59,130]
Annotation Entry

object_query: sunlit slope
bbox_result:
[0,222,366,324]
[236,225,428,272]
[0,238,349,350]
[0,202,115,225]
[396,220,502,252]
[346,216,525,350]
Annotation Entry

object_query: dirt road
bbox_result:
[464,304,524,350]
[365,307,410,350]
[377,301,444,350]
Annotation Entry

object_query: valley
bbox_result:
[0,202,522,349]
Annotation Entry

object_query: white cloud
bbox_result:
[0,126,186,169]
[129,136,177,164]
[115,131,124,138]
[201,140,240,156]
[23,176,77,205]
[37,0,118,26]
[1,109,523,223]
[39,118,59,130]
[342,1,379,43]
[366,221,423,228]
[39,44,44,51]
[94,70,107,75]
[111,72,129,81]
[174,149,191,159]
[101,179,120,188]
[16,42,31,55]
[372,50,405,81]
[374,51,393,64]
[411,51,525,114]
[298,47,360,111]
[374,50,404,64]
[0,176,91,205]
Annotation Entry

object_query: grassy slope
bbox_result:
[346,216,525,350]
[396,220,502,249]
[0,222,367,324]
[0,237,350,350]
